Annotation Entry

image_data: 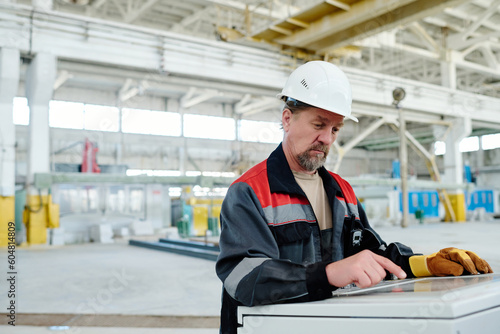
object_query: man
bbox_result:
[215,61,492,334]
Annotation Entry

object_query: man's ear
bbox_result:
[282,108,293,131]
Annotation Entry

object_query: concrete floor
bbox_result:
[1,219,499,334]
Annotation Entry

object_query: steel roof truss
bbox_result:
[180,88,221,109]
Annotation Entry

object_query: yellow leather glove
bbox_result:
[409,247,493,277]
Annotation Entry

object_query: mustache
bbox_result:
[308,144,329,154]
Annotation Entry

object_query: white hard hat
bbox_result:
[277,61,358,122]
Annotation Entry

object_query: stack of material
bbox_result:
[90,224,114,243]
[129,221,154,236]
[113,227,130,238]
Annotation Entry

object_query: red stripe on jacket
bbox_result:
[233,160,358,211]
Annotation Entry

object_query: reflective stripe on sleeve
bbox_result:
[224,257,270,298]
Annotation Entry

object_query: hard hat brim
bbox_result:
[277,93,359,122]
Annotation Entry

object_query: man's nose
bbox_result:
[317,128,334,146]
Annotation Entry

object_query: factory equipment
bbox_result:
[80,138,101,173]
[22,191,60,245]
[238,274,500,334]
[28,172,231,244]
[467,189,498,214]
[177,186,223,237]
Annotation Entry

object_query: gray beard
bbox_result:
[297,146,329,172]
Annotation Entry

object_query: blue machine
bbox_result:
[399,190,440,217]
[464,164,473,183]
[467,189,495,213]
[392,160,400,179]
[398,189,497,217]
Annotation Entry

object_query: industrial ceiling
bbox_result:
[14,0,500,98]
[5,0,500,176]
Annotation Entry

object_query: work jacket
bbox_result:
[216,144,415,334]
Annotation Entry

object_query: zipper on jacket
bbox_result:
[303,196,325,261]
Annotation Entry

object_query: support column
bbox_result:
[440,49,466,222]
[171,98,186,176]
[476,136,484,173]
[440,50,457,90]
[163,185,171,228]
[25,52,57,244]
[398,108,409,228]
[232,105,242,175]
[0,48,20,247]
[442,117,471,222]
[440,61,456,90]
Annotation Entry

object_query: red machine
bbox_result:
[81,138,101,173]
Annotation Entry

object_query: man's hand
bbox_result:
[325,250,407,288]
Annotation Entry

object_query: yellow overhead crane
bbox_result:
[240,0,470,59]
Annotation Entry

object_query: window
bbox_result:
[239,120,281,143]
[434,141,446,155]
[126,169,181,177]
[192,185,228,197]
[202,171,235,178]
[183,114,235,140]
[49,101,84,129]
[482,133,500,150]
[434,136,481,155]
[412,193,418,207]
[122,108,181,136]
[84,104,119,132]
[459,136,479,153]
[13,97,29,125]
[129,187,145,213]
[169,187,182,197]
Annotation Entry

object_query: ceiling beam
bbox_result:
[477,44,498,69]
[124,0,159,23]
[460,0,500,38]
[285,18,309,29]
[172,7,210,30]
[443,6,500,33]
[234,97,278,115]
[180,89,221,108]
[118,78,148,102]
[446,0,500,49]
[234,93,251,111]
[110,0,127,19]
[277,0,413,47]
[448,29,500,51]
[325,0,351,11]
[273,0,468,55]
[333,116,387,172]
[407,22,440,52]
[207,0,296,20]
[90,0,106,9]
[356,32,500,79]
[53,70,74,91]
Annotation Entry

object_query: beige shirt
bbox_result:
[293,171,333,231]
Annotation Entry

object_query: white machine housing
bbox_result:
[238,274,500,334]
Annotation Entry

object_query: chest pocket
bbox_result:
[271,221,316,264]
[272,221,311,245]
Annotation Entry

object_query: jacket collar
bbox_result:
[267,143,343,198]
